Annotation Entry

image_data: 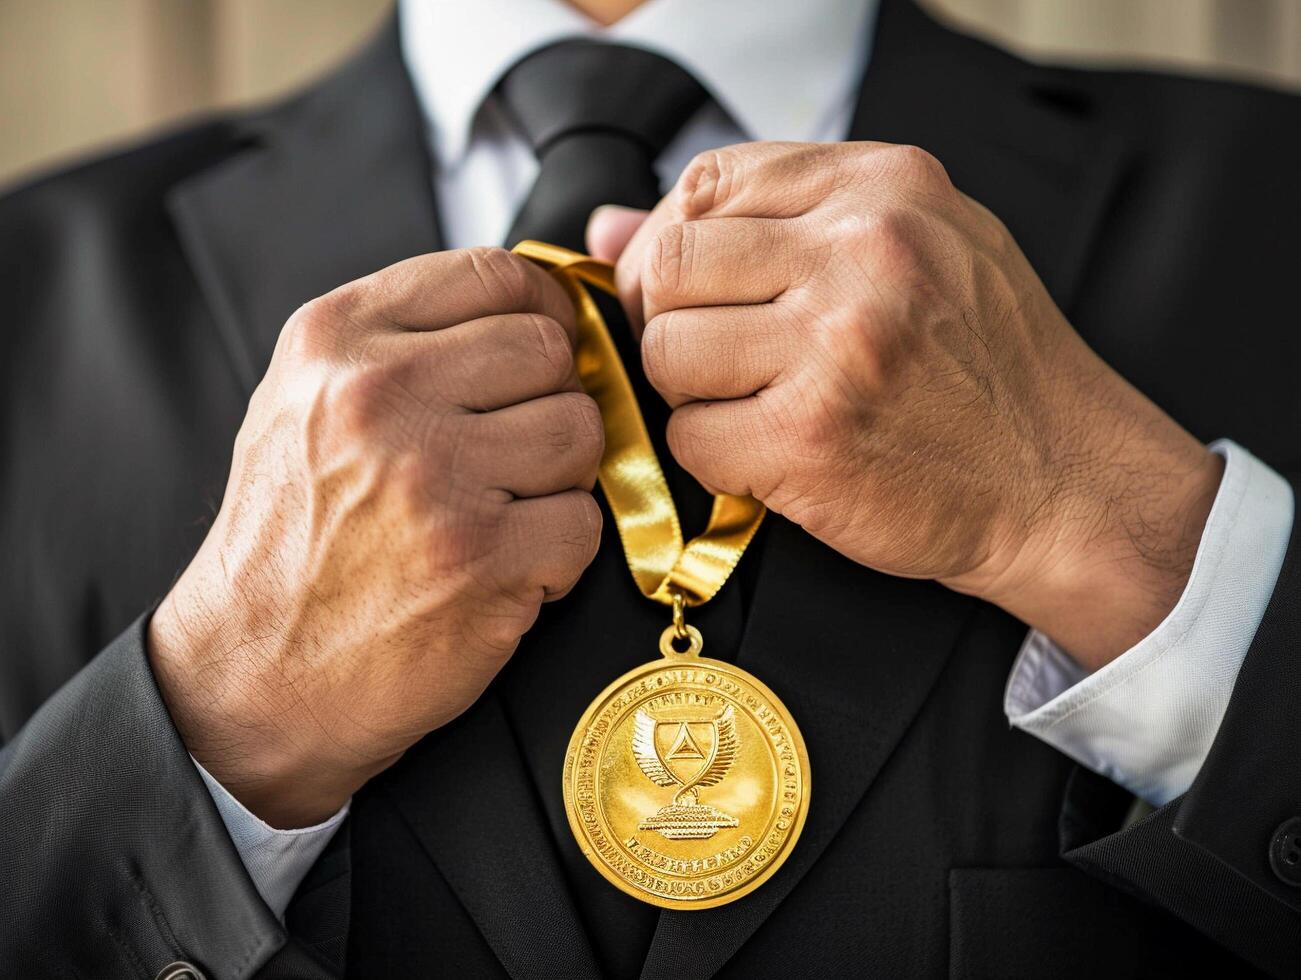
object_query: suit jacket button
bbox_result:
[1269,817,1301,886]
[155,963,206,980]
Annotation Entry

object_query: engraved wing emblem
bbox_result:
[632,708,678,787]
[695,704,737,788]
[632,705,738,788]
[633,705,742,840]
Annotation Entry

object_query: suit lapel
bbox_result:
[166,19,442,394]
[379,693,603,980]
[166,19,602,978]
[642,1,1131,976]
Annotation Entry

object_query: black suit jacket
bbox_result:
[3,2,1300,977]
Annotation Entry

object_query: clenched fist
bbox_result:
[593,141,1222,670]
[149,248,603,826]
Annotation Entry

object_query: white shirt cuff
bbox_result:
[1005,439,1294,806]
[193,756,349,919]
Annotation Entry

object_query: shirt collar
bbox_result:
[399,0,880,168]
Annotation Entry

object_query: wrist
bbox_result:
[148,571,372,828]
[951,386,1223,671]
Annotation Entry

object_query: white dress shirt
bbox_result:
[197,0,1297,918]
[1007,440,1293,805]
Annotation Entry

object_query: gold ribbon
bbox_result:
[513,240,765,607]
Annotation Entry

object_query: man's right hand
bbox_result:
[148,248,604,827]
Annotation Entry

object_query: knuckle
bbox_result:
[972,201,1017,259]
[282,294,347,360]
[888,144,950,187]
[468,609,527,658]
[775,379,848,471]
[798,391,842,449]
[665,411,704,469]
[327,365,397,438]
[866,207,922,271]
[742,399,803,498]
[832,323,886,391]
[528,392,604,457]
[645,222,694,304]
[430,505,499,577]
[665,412,747,498]
[820,205,875,247]
[464,246,536,308]
[421,411,474,479]
[640,314,673,390]
[523,313,575,386]
[560,492,603,565]
[511,494,602,597]
[326,360,440,454]
[678,148,735,217]
[563,392,606,461]
[390,453,428,506]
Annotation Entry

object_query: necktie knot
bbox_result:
[498,40,708,159]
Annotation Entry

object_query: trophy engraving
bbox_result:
[632,704,740,840]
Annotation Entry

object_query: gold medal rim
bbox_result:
[562,653,811,911]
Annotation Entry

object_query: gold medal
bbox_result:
[515,241,810,911]
[563,603,809,909]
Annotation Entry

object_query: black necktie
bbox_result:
[500,39,708,251]
[498,39,717,536]
[492,42,736,980]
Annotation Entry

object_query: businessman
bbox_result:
[2,0,1300,977]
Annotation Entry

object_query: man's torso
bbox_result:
[3,2,1298,975]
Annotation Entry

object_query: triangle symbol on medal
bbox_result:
[665,723,706,761]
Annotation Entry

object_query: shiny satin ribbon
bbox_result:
[513,240,765,607]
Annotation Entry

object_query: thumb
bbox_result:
[585,205,649,263]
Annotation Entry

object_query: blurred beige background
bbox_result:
[2,0,1300,188]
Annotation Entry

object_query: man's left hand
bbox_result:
[590,141,1223,670]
